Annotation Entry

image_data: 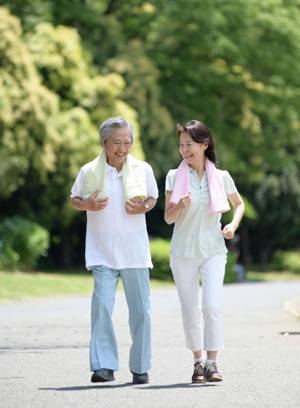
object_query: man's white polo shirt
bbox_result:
[71,158,158,270]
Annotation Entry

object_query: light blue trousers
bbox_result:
[90,265,152,374]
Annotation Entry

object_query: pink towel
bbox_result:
[169,160,190,205]
[169,158,230,214]
[205,158,230,214]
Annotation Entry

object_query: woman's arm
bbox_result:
[164,190,192,224]
[221,192,245,239]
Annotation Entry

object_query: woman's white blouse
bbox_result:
[165,167,237,258]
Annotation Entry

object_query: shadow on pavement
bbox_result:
[136,383,218,389]
[39,384,134,391]
[39,383,218,391]
[0,345,89,352]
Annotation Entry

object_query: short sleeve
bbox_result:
[221,170,237,195]
[165,169,177,193]
[70,168,85,198]
[144,163,159,199]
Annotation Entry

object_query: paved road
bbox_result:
[1,281,300,408]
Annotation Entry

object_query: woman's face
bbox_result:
[179,132,208,167]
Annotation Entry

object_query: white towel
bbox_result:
[82,150,147,202]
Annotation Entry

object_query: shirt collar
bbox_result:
[189,166,207,176]
[106,163,122,177]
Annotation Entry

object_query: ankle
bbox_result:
[194,355,205,364]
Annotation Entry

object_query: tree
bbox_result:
[0,7,145,266]
[3,1,300,265]
[0,0,178,179]
[0,6,60,201]
[116,0,300,263]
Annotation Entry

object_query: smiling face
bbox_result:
[104,127,132,172]
[179,131,208,167]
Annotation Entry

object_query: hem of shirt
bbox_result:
[169,248,228,258]
[226,188,237,195]
[71,192,84,199]
[86,262,153,271]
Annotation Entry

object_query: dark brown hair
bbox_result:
[176,120,217,164]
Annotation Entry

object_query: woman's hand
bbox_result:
[177,192,192,211]
[221,222,237,239]
[164,191,191,224]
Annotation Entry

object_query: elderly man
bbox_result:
[70,117,158,384]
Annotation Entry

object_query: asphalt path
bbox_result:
[1,280,300,408]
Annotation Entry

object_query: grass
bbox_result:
[2,269,300,303]
[246,271,300,282]
[0,270,175,302]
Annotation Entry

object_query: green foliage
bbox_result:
[25,20,145,162]
[242,195,258,221]
[2,0,300,267]
[0,7,59,199]
[224,251,238,284]
[0,5,149,269]
[150,238,172,281]
[0,6,145,257]
[1,1,178,179]
[222,194,257,226]
[271,250,300,275]
[0,149,28,198]
[117,0,300,260]
[0,216,50,270]
[0,244,19,270]
[150,238,238,283]
[138,0,300,178]
[107,38,178,178]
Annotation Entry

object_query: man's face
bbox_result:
[104,127,132,171]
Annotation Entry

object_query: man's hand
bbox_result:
[125,197,149,215]
[83,190,108,211]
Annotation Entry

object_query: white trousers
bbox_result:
[170,254,227,352]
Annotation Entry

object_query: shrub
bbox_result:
[0,216,50,270]
[271,250,300,274]
[224,251,238,284]
[150,238,173,281]
[150,238,238,283]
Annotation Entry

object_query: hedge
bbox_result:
[150,238,238,283]
[0,216,49,270]
[271,250,300,274]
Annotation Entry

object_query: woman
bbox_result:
[164,120,244,383]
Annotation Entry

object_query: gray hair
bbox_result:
[99,117,135,146]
